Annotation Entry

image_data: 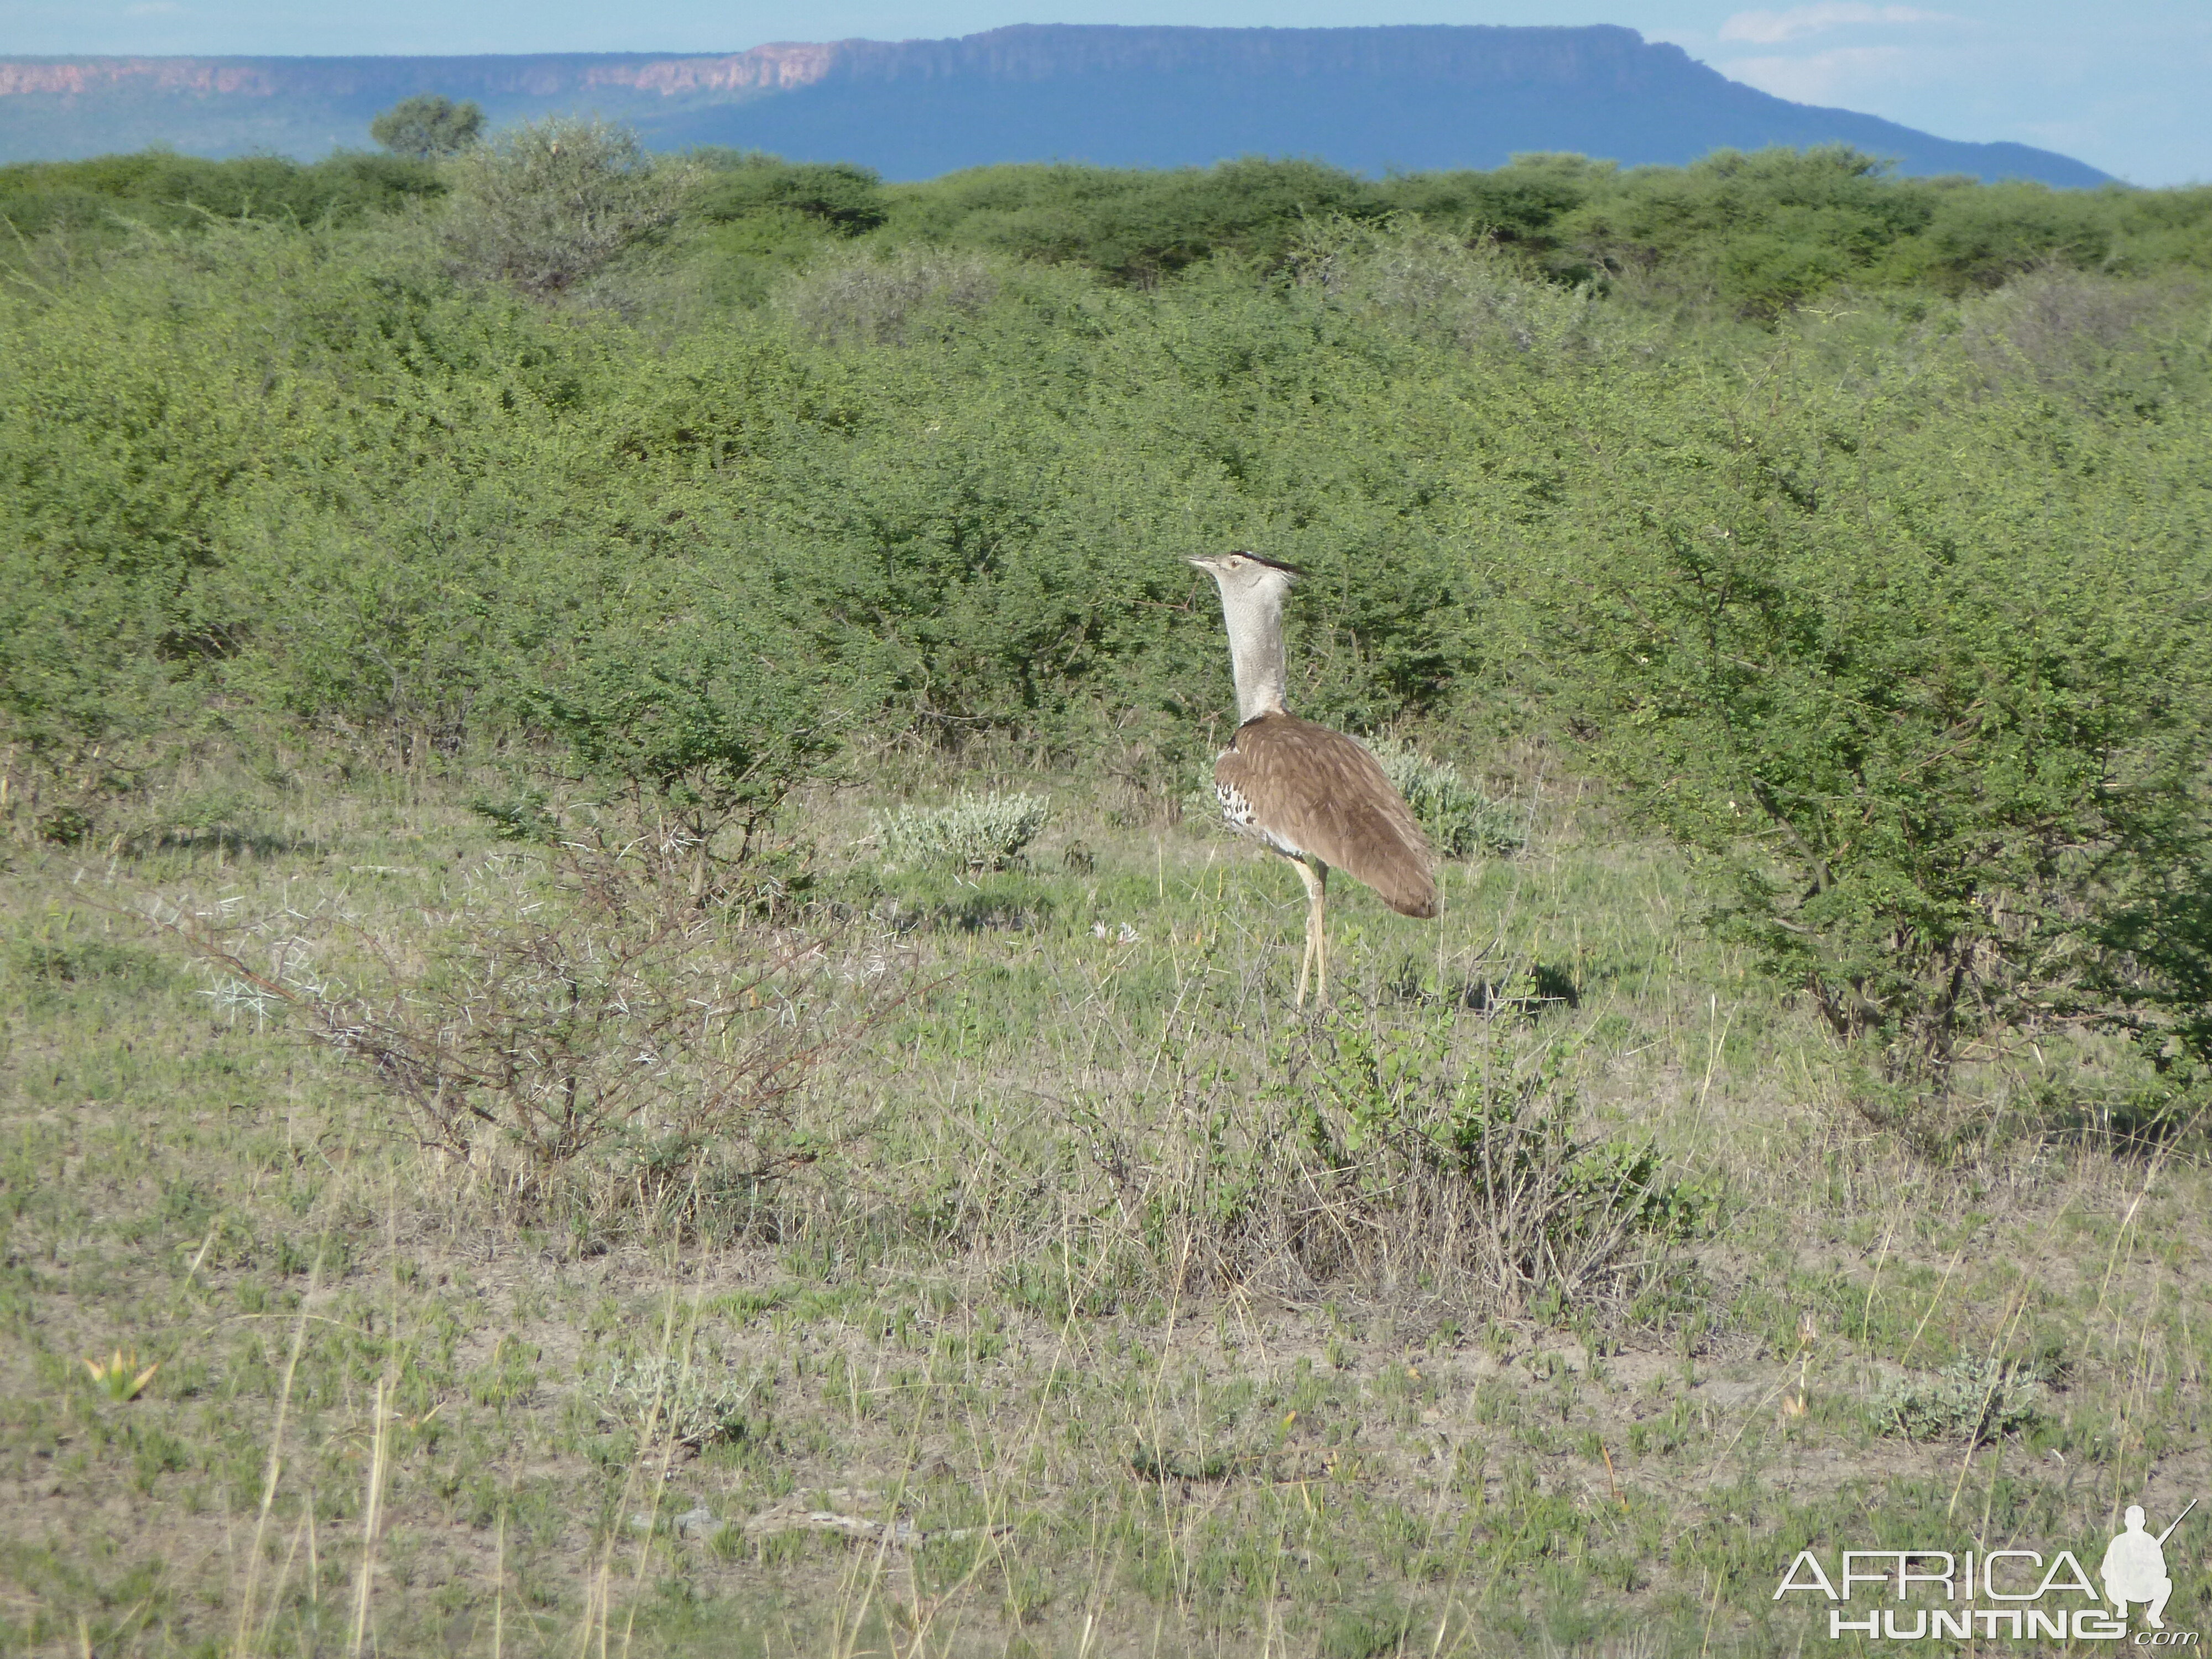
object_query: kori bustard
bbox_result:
[1188,551,1438,1006]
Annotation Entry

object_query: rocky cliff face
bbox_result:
[0,26,1662,102]
[0,25,2107,187]
[0,49,830,103]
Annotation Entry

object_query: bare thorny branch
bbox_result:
[129,820,936,1224]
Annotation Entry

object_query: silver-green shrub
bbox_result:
[1368,739,1524,858]
[874,792,1051,872]
[1290,217,1609,357]
[591,1354,766,1451]
[776,247,1001,345]
[1874,1358,2044,1444]
[441,116,697,297]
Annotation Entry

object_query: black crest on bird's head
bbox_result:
[1187,550,1305,585]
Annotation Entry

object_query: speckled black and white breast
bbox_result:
[1213,771,1256,831]
[1215,758,1306,860]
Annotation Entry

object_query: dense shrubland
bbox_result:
[7,117,2212,1658]
[2,120,2208,1124]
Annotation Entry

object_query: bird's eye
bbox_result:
[1225,554,1244,566]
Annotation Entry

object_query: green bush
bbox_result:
[1376,152,1608,243]
[0,222,283,774]
[1288,216,1606,359]
[1291,1011,1712,1312]
[2090,745,2212,1128]
[539,587,863,858]
[889,156,1388,281]
[1904,181,2117,292]
[695,153,888,234]
[0,149,443,238]
[1550,145,1936,314]
[371,94,484,161]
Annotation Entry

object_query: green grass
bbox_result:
[1,749,2203,1656]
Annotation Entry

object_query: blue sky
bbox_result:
[4,1,2205,185]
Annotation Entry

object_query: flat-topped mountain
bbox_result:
[0,24,2109,186]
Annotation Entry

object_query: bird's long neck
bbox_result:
[1218,584,1290,723]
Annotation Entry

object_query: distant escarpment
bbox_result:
[0,25,2109,187]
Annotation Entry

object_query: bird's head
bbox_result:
[1187,550,1302,604]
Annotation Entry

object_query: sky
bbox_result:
[3,1,2205,186]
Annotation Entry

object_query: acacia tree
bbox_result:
[1517,349,2205,1098]
[534,580,870,883]
[369,95,484,160]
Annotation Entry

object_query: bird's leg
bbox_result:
[1293,896,1314,1009]
[1293,858,1329,1009]
[1314,862,1331,1003]
[1316,863,1330,1002]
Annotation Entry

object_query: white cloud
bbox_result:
[1719,44,1923,105]
[1719,5,1953,46]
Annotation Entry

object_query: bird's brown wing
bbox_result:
[1215,713,1439,919]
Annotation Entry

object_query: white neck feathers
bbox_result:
[1217,579,1290,723]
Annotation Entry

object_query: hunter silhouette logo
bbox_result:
[1776,1497,2200,1643]
[2104,1502,2194,1631]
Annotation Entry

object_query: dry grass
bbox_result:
[0,748,2205,1655]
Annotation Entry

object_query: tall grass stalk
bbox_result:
[347,1374,390,1659]
[233,1267,314,1659]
